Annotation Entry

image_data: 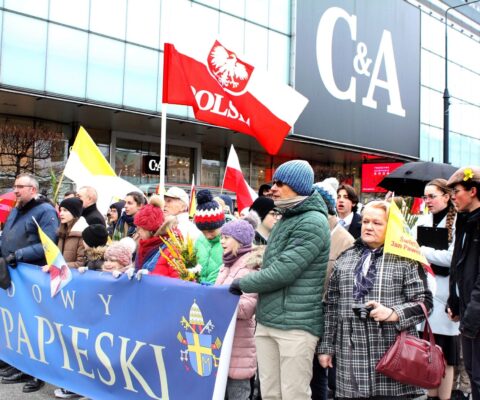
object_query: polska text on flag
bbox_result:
[163,40,308,155]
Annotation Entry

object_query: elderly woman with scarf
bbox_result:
[319,200,433,400]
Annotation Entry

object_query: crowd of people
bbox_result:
[0,161,478,400]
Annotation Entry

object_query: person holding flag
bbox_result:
[412,179,460,400]
[319,200,432,399]
[0,173,59,393]
[447,166,480,400]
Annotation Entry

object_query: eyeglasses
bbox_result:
[268,210,281,218]
[12,184,33,190]
[272,180,284,187]
[421,194,440,200]
[453,188,467,195]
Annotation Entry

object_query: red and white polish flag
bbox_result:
[162,40,308,155]
[222,145,257,213]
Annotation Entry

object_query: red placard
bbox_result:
[361,163,403,193]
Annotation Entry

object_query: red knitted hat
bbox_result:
[134,197,164,233]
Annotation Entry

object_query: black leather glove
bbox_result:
[5,253,17,268]
[229,279,242,296]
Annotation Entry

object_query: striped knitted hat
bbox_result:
[194,190,225,231]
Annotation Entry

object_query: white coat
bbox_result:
[413,213,459,336]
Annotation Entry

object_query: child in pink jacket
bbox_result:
[215,212,262,400]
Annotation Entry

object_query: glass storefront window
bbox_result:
[268,30,290,83]
[90,0,127,40]
[220,13,245,52]
[268,0,291,34]
[245,0,268,26]
[201,144,222,187]
[115,138,194,188]
[4,0,48,18]
[115,138,157,186]
[123,45,159,110]
[1,14,47,90]
[220,0,245,18]
[166,145,194,185]
[49,0,90,29]
[87,36,124,104]
[126,0,161,48]
[46,25,88,98]
[251,152,272,191]
[245,22,268,69]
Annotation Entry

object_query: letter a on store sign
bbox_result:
[163,40,309,155]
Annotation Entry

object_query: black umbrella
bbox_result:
[377,161,458,197]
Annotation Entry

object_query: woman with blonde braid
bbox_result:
[413,178,459,400]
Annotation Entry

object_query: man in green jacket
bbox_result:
[230,160,330,400]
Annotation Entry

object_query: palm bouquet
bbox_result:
[392,196,420,229]
[160,229,200,282]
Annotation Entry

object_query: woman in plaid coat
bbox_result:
[319,201,433,399]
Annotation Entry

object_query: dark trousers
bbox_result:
[311,355,336,400]
[462,335,480,400]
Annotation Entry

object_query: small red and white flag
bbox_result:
[222,145,257,213]
[0,191,16,223]
[162,40,308,155]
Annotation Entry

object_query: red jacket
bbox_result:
[151,234,179,278]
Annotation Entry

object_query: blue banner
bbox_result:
[0,264,239,399]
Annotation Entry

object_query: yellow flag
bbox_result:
[38,224,63,266]
[69,126,116,177]
[384,201,429,265]
[35,218,72,297]
[63,126,143,214]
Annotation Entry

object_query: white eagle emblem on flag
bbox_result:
[207,40,253,95]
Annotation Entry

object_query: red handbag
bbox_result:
[375,303,446,389]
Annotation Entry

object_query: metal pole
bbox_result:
[443,0,480,164]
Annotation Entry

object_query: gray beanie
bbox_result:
[273,160,314,196]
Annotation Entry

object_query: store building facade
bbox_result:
[0,0,478,198]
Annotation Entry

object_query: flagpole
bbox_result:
[377,253,385,303]
[159,5,167,201]
[221,145,233,195]
[160,102,167,201]
[53,172,65,204]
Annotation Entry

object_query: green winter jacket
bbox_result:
[240,191,330,337]
[196,234,224,284]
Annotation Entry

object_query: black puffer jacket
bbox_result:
[448,207,480,338]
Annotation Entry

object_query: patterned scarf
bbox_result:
[223,245,252,268]
[352,245,383,302]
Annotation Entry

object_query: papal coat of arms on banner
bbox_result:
[207,40,254,95]
[177,300,222,377]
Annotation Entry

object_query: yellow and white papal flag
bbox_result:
[63,127,143,214]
